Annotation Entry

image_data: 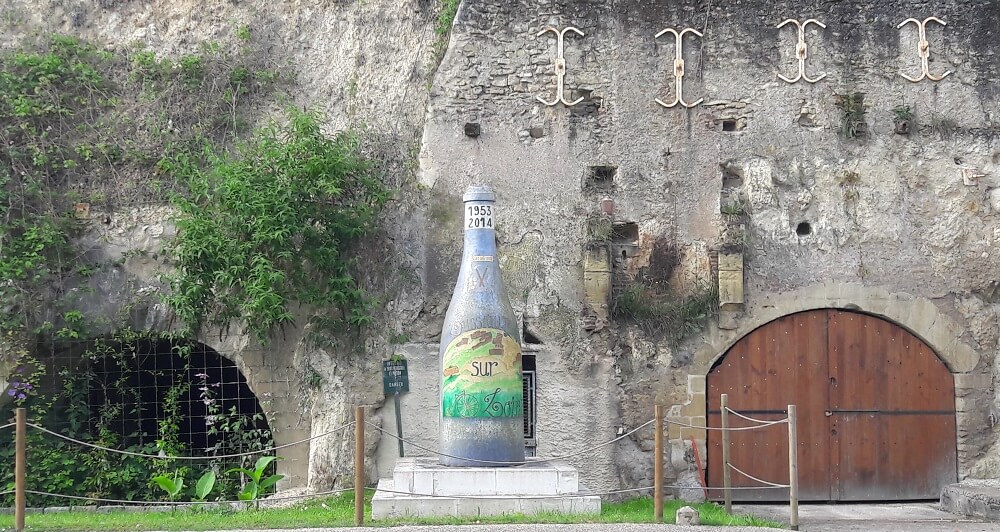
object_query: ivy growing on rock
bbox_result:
[164,109,389,344]
[0,31,283,338]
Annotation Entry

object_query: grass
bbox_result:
[0,491,784,530]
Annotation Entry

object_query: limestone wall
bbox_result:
[3,0,998,498]
[406,0,1000,492]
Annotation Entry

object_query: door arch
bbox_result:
[707,309,957,501]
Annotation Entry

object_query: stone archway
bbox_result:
[666,282,987,481]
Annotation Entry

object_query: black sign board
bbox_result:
[382,359,409,394]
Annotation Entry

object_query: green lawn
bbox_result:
[0,492,784,530]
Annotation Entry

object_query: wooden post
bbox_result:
[788,404,799,531]
[354,406,365,527]
[720,393,732,514]
[15,408,26,532]
[654,405,664,522]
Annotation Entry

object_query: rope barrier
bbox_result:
[723,407,790,426]
[666,417,786,431]
[26,421,355,461]
[20,487,355,506]
[363,419,655,466]
[726,462,791,489]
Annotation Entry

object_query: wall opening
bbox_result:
[721,163,744,189]
[585,165,617,192]
[522,323,543,345]
[796,222,812,236]
[611,222,639,244]
[35,338,272,458]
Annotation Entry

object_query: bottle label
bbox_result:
[465,204,494,230]
[441,328,523,419]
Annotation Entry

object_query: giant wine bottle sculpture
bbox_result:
[439,185,525,467]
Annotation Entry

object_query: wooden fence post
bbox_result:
[721,394,732,514]
[354,406,365,526]
[788,404,799,531]
[15,407,26,532]
[654,405,663,522]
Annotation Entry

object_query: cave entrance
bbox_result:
[64,338,272,458]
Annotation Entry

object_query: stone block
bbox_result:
[954,373,991,390]
[940,482,1000,521]
[667,418,682,440]
[718,309,740,329]
[688,375,706,395]
[680,425,703,440]
[718,253,743,272]
[955,397,973,413]
[681,396,706,419]
[676,505,701,525]
[718,270,744,305]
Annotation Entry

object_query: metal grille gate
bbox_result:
[522,354,537,456]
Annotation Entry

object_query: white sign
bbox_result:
[465,204,494,230]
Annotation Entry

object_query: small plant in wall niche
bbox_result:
[720,225,751,253]
[892,104,914,135]
[720,197,746,217]
[834,92,867,139]
[585,212,613,247]
[609,235,719,344]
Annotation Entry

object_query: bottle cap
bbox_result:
[463,185,495,203]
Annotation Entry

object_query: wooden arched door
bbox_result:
[707,310,956,501]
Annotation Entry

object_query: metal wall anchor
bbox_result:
[897,17,952,82]
[776,19,827,83]
[655,28,704,108]
[536,26,585,106]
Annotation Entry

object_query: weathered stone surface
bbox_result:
[676,505,701,525]
[941,481,1000,521]
[4,0,1000,500]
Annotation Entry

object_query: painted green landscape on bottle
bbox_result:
[441,328,523,418]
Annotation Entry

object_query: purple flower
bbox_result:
[6,390,15,397]
[16,393,25,400]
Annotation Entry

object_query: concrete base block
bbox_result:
[391,457,581,496]
[373,458,601,519]
[372,479,601,519]
[940,482,1000,521]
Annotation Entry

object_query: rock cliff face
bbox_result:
[3,0,999,496]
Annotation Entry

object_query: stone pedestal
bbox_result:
[371,457,601,519]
